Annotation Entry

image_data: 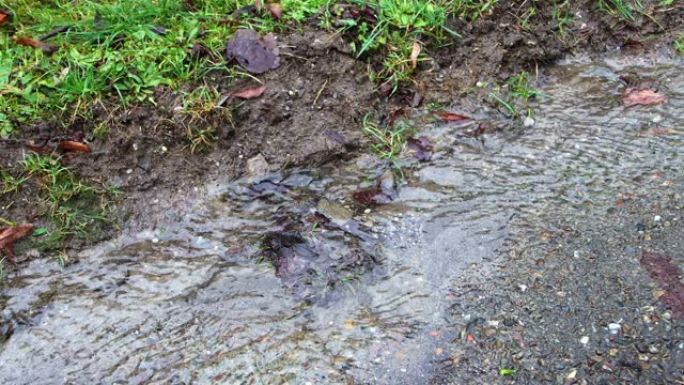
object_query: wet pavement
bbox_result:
[1,54,683,384]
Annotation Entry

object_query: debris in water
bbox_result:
[0,223,35,264]
[623,88,667,107]
[225,29,280,74]
[435,110,472,122]
[352,170,396,206]
[232,85,266,100]
[408,136,433,161]
[639,251,684,318]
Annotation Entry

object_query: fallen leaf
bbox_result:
[0,223,34,264]
[225,29,280,74]
[58,140,91,153]
[267,3,283,19]
[408,136,433,162]
[409,41,421,69]
[25,142,53,154]
[623,88,667,107]
[385,107,406,128]
[0,11,8,25]
[232,85,266,99]
[15,36,42,48]
[435,110,472,122]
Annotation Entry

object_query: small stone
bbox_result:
[152,238,159,244]
[580,336,589,345]
[160,145,168,153]
[607,323,621,334]
[364,208,371,214]
[648,345,659,354]
[126,169,133,174]
[246,154,269,180]
[654,215,661,222]
[523,116,535,127]
[518,284,528,292]
[566,369,577,380]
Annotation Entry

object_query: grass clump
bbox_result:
[335,0,501,91]
[22,154,118,249]
[0,0,327,137]
[489,71,541,119]
[362,113,413,171]
[676,35,684,55]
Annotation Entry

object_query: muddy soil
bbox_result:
[1,1,682,258]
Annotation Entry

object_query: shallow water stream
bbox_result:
[1,54,682,385]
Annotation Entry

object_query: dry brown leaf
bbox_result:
[435,110,471,122]
[0,11,8,25]
[623,88,667,107]
[15,36,42,48]
[409,41,421,69]
[267,3,283,19]
[0,223,34,264]
[58,140,92,153]
[232,85,266,99]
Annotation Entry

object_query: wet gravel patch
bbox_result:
[435,180,684,384]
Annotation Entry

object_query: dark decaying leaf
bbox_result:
[408,136,434,161]
[640,252,684,318]
[225,29,280,74]
[435,110,472,122]
[623,88,667,107]
[352,171,396,206]
[232,85,266,99]
[0,223,35,264]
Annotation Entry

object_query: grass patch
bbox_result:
[597,0,640,22]
[489,71,541,119]
[676,35,684,55]
[0,0,325,137]
[362,113,413,172]
[21,154,118,249]
[330,0,502,91]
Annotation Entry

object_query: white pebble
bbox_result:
[608,323,621,334]
[580,336,589,345]
[654,215,662,222]
[523,116,535,127]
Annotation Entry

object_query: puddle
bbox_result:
[1,54,683,385]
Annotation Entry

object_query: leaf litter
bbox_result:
[225,29,280,74]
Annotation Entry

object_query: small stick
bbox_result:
[311,79,328,109]
[40,25,70,41]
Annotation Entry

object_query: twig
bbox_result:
[40,25,70,41]
[0,217,16,227]
[311,79,328,109]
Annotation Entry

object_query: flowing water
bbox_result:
[1,54,682,385]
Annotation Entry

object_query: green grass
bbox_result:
[676,35,684,55]
[21,154,118,249]
[0,0,324,137]
[362,113,413,171]
[490,71,541,119]
[597,0,640,22]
